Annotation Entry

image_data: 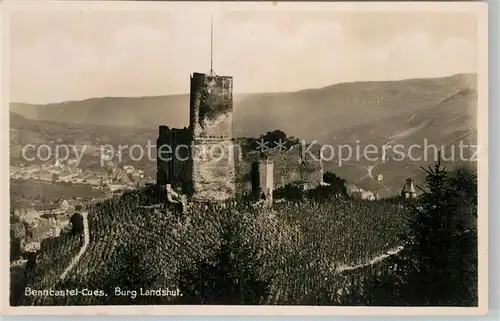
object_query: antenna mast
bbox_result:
[209,16,217,76]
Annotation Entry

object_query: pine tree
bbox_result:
[407,156,477,305]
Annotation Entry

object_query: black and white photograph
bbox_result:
[3,1,488,314]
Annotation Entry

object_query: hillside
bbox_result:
[10,74,478,196]
[10,73,477,141]
[322,84,478,197]
[14,191,412,306]
[11,158,478,307]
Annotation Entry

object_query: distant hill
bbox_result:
[10,74,478,196]
[10,73,477,141]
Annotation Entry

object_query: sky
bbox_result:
[9,9,479,104]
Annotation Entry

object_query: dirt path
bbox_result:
[140,204,163,209]
[59,211,89,280]
[333,246,404,274]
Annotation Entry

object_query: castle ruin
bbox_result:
[156,72,236,201]
[156,72,324,202]
[156,22,325,202]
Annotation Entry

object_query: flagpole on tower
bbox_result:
[210,16,217,77]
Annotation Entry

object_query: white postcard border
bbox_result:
[1,0,489,316]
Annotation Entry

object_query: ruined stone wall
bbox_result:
[190,73,235,200]
[234,150,256,197]
[236,144,323,195]
[270,145,323,190]
[259,158,274,200]
[156,126,169,186]
[156,126,193,193]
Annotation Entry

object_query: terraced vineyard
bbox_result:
[17,232,82,305]
[16,191,413,305]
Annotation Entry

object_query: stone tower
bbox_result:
[259,156,274,202]
[189,72,236,200]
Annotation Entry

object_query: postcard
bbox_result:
[1,0,489,316]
